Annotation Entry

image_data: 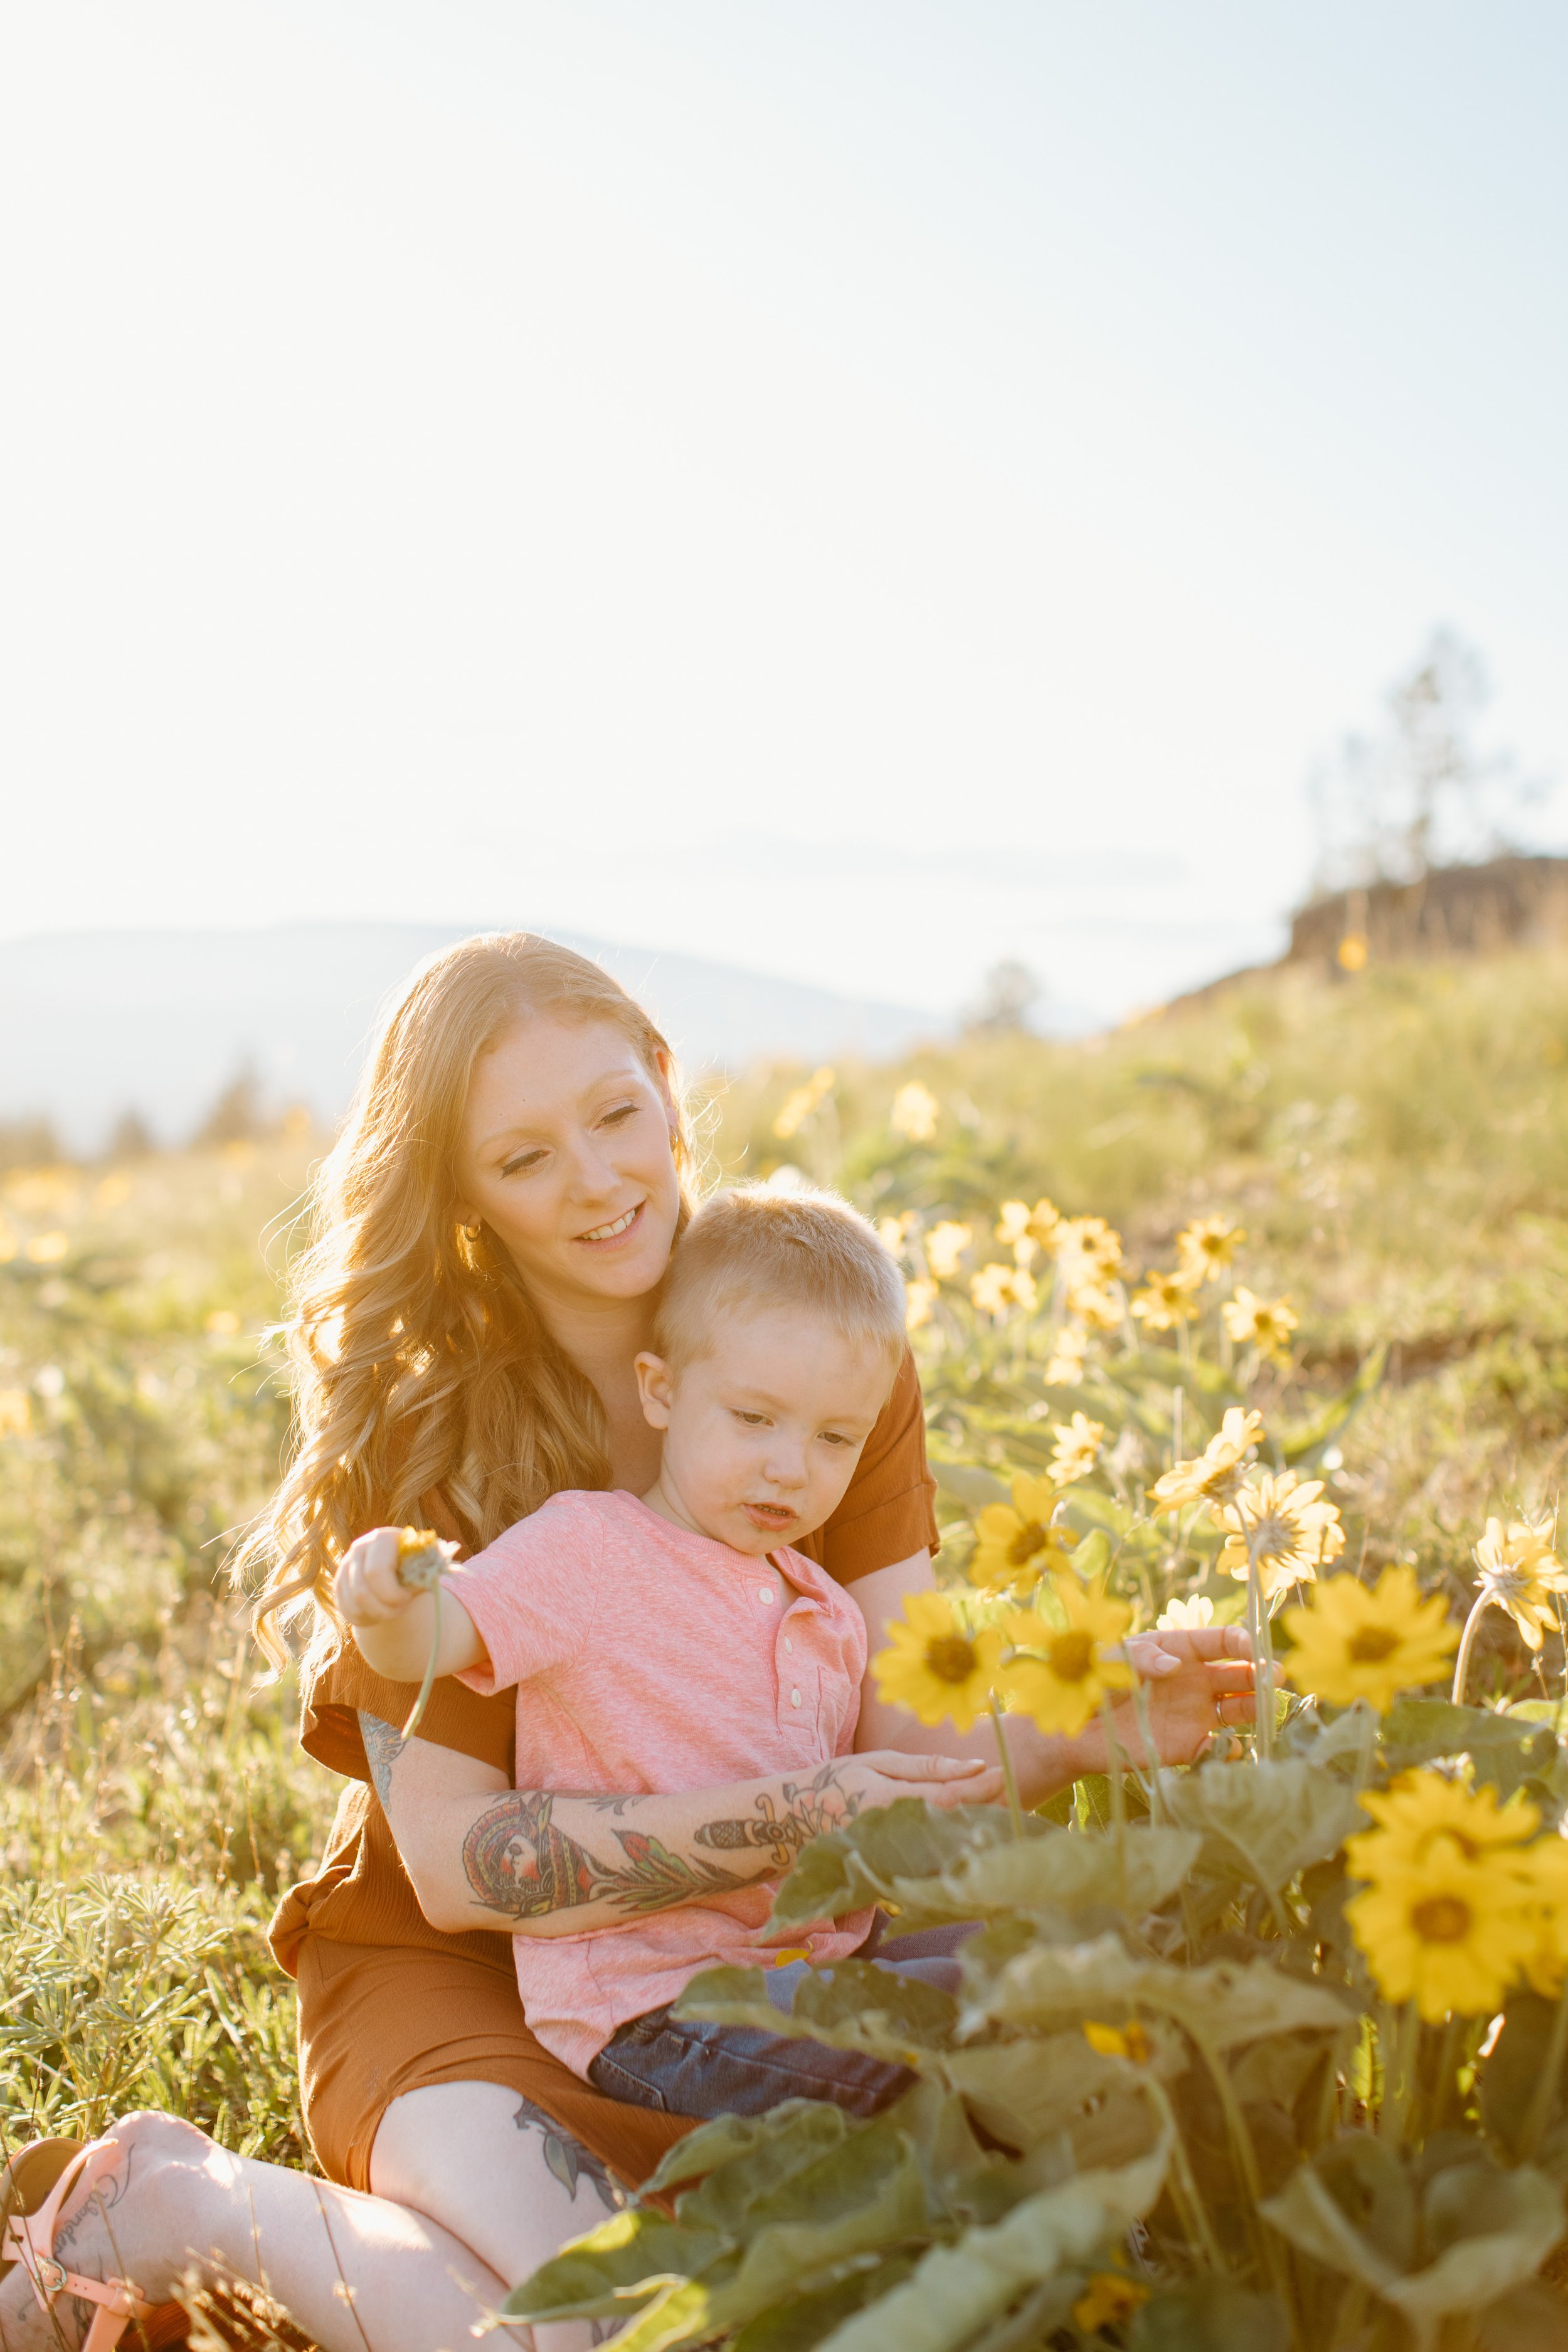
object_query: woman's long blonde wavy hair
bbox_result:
[238,932,698,1673]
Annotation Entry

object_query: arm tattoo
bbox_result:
[462,1791,750,1919]
[360,1712,408,1808]
[460,1764,863,1920]
[694,1761,862,1870]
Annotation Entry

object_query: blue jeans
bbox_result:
[586,1924,972,2121]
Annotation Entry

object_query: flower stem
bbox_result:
[988,1695,1027,1841]
[1133,1678,1165,1824]
[1520,1972,1568,2161]
[1100,1695,1128,1905]
[1140,2072,1228,2277]
[1451,1594,1489,1707]
[1382,2002,1422,2146]
[1246,1540,1273,1762]
[400,1582,443,1740]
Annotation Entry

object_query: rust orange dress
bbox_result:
[267,1348,938,2192]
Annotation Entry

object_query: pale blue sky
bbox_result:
[2,2,1563,1025]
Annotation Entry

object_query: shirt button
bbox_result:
[790,1688,802,1707]
[758,1586,773,1604]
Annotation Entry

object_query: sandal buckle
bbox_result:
[33,2252,69,2299]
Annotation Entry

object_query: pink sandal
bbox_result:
[1,2136,187,2351]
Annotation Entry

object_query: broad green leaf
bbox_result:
[728,2255,922,2352]
[731,2140,931,2310]
[607,2269,744,2352]
[1127,2278,1291,2352]
[931,1461,1010,1511]
[1482,1993,1568,2158]
[931,1825,1200,1920]
[975,1935,1352,2048]
[502,2208,732,2323]
[764,1838,885,1931]
[768,1801,1039,1929]
[936,2032,1133,2146]
[1165,1759,1360,1893]
[641,2100,849,2209]
[1475,2282,1568,2351]
[812,2129,1171,2352]
[1386,2166,1563,2341]
[675,1961,956,2062]
[1275,1345,1385,1465]
[675,2107,859,2235]
[1379,1699,1556,1796]
[1259,2158,1404,2297]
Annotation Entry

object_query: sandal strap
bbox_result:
[4,2142,153,2351]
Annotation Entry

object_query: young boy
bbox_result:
[336,1185,992,2121]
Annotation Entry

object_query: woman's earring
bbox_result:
[462,1217,482,1239]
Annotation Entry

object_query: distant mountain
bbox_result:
[0,923,940,1152]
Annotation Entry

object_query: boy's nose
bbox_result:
[761,1447,810,1492]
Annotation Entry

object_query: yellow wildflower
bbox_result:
[889,1081,940,1143]
[1512,1836,1568,1996]
[1049,1411,1105,1485]
[872,1592,1005,1732]
[1130,1264,1201,1332]
[205,1308,241,1337]
[1346,1840,1538,2021]
[1279,1568,1458,1714]
[995,1197,1060,1267]
[970,1261,1038,1318]
[0,1389,31,1438]
[1044,1324,1088,1385]
[1176,1214,1246,1285]
[26,1231,69,1264]
[1056,1216,1123,1285]
[924,1221,973,1282]
[1156,1593,1214,1631]
[1347,1771,1540,1882]
[904,1277,938,1333]
[1067,1281,1123,1332]
[1073,2274,1150,2332]
[1001,1581,1134,1737]
[773,1067,835,1140]
[1217,1470,1345,1599]
[877,1212,916,1259]
[1471,1514,1568,1650]
[1222,1288,1298,1360]
[1083,2019,1151,2063]
[95,1173,132,1209]
[1338,932,1369,973]
[1149,1407,1263,1515]
[970,1473,1076,1594]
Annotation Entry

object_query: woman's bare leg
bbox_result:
[371,2084,626,2349]
[0,2111,504,2352]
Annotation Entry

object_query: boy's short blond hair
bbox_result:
[654,1183,907,1382]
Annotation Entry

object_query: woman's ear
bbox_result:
[635,1350,675,1431]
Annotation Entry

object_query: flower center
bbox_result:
[1047,1630,1096,1684]
[1347,1626,1401,1664]
[1411,1894,1473,1945]
[1009,1522,1047,1566]
[926,1634,978,1685]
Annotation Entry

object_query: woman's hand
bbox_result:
[1076,1623,1256,1773]
[842,1750,1004,1813]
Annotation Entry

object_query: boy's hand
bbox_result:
[334,1527,422,1626]
[845,1750,1004,1812]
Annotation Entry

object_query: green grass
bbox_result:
[3,945,1567,2174]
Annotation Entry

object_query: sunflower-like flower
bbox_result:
[1176,1214,1246,1285]
[924,1221,973,1282]
[969,1473,1076,1595]
[1346,1769,1540,1882]
[773,1066,835,1140]
[1000,1581,1134,1737]
[1044,1324,1088,1385]
[995,1197,1061,1268]
[1149,1407,1263,1515]
[1049,1411,1106,1485]
[1216,1469,1345,1599]
[1130,1265,1202,1332]
[970,1261,1039,1319]
[1056,1216,1123,1286]
[877,1212,916,1259]
[1279,1567,1458,1714]
[1072,2275,1150,2333]
[1471,1514,1568,1650]
[889,1081,940,1143]
[1156,1593,1215,1631]
[1222,1288,1299,1361]
[872,1592,1005,1732]
[1067,1281,1123,1333]
[1346,1839,1539,2020]
[904,1277,938,1333]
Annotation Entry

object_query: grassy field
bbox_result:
[4,944,1567,2178]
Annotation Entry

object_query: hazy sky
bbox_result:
[3,2,1564,1025]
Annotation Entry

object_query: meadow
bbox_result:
[5,943,1568,2345]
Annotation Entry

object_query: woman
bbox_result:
[1,935,1253,2352]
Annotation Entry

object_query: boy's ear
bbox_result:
[635,1350,675,1431]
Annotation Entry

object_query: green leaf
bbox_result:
[768,1801,1039,1930]
[931,1824,1200,1920]
[976,1934,1352,2048]
[640,2101,849,2208]
[1274,1344,1385,1465]
[1380,1699,1557,1797]
[810,2130,1171,2352]
[729,2134,932,2311]
[1071,1528,1113,1582]
[675,2107,860,2235]
[1127,2279,1291,2352]
[728,2255,923,2352]
[931,1461,1010,1512]
[675,1961,957,2063]
[1165,1759,1362,1894]
[1475,2282,1568,2351]
[502,2208,732,2323]
[935,2032,1138,2147]
[1483,1994,1568,2158]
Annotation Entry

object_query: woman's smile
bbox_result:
[575,1200,645,1248]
